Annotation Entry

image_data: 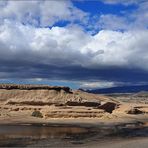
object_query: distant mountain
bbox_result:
[87,85,148,94]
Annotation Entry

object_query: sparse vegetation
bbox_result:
[31,110,43,118]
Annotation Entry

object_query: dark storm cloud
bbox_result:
[1,58,148,86]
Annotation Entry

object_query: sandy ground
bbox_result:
[0,114,147,126]
[27,138,148,148]
[83,138,148,148]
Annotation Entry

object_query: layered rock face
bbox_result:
[0,84,148,121]
[0,84,71,92]
[0,84,104,106]
[0,84,116,119]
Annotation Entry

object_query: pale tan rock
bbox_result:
[0,84,115,119]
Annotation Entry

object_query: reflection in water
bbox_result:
[0,123,148,147]
[0,125,93,147]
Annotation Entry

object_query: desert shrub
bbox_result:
[31,110,43,118]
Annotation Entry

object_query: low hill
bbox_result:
[0,84,148,123]
[0,84,118,120]
[0,84,109,106]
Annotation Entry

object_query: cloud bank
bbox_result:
[0,0,148,88]
[0,21,148,71]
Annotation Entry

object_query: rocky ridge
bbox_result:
[0,84,148,121]
[0,84,119,119]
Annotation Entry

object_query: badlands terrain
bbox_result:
[0,84,148,147]
[0,84,148,124]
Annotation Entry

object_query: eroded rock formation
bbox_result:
[98,102,119,113]
[0,84,116,119]
[126,108,144,114]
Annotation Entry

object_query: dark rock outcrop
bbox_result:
[126,108,143,114]
[66,101,100,107]
[0,84,71,93]
[98,102,118,113]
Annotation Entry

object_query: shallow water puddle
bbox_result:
[0,123,148,147]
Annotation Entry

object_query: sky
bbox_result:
[0,0,148,89]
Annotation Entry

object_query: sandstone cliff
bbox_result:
[0,84,109,106]
[0,84,119,119]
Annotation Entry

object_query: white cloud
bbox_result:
[82,29,148,70]
[96,1,148,31]
[80,81,115,89]
[39,0,87,26]
[0,20,89,66]
[98,14,128,30]
[131,1,148,29]
[0,20,148,71]
[0,0,88,27]
[100,0,144,5]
